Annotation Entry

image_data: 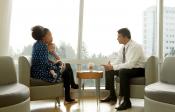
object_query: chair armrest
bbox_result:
[18,56,31,87]
[145,56,158,85]
[0,56,17,85]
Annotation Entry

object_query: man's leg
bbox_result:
[105,70,113,90]
[101,70,117,103]
[120,69,130,100]
[117,68,145,110]
[116,69,131,110]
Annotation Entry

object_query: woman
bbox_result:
[30,25,78,104]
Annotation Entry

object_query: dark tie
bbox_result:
[122,47,125,63]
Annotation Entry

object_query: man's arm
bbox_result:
[111,47,124,70]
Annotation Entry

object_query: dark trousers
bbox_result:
[105,68,145,101]
[105,70,118,97]
[61,63,76,99]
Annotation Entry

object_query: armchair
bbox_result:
[0,56,30,112]
[115,56,158,98]
[145,57,175,112]
[18,56,64,107]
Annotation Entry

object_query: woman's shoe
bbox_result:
[64,98,77,105]
[71,84,79,89]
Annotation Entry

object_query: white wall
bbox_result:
[0,0,12,56]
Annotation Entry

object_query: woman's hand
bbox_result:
[52,73,57,79]
[50,70,57,79]
[54,59,62,64]
[61,63,65,68]
[59,63,66,73]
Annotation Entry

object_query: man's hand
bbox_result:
[101,61,113,71]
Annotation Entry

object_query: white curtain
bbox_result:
[0,0,12,56]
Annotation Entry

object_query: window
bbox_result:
[9,0,157,87]
[82,0,157,58]
[81,0,156,86]
[9,0,79,60]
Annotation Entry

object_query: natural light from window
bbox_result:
[9,0,79,59]
[10,0,156,59]
[82,0,156,58]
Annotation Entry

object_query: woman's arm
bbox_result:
[32,41,54,69]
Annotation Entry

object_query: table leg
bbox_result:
[96,78,100,106]
[78,78,82,104]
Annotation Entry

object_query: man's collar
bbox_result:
[124,39,132,47]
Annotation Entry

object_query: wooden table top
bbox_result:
[77,70,103,79]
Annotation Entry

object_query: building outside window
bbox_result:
[164,0,175,57]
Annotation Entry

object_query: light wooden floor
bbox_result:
[31,97,144,112]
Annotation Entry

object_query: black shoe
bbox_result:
[100,95,117,102]
[116,101,131,110]
[66,98,75,102]
[71,84,79,89]
[64,98,77,104]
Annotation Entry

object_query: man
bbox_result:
[100,28,145,110]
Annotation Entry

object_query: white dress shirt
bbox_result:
[112,40,145,70]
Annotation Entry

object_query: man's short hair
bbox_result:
[117,28,131,39]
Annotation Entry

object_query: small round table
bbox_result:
[77,70,103,105]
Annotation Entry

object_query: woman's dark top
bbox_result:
[30,40,61,82]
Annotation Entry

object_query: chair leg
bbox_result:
[55,100,57,108]
[118,96,123,105]
[55,97,60,108]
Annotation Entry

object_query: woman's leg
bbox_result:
[65,63,78,89]
[62,69,74,101]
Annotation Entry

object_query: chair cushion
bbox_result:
[30,78,62,86]
[116,76,145,85]
[0,83,30,107]
[145,82,175,105]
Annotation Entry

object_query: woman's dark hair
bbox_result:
[31,25,50,40]
[117,28,131,39]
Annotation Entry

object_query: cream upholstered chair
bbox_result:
[0,56,30,112]
[18,56,64,107]
[145,57,175,112]
[115,56,158,98]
